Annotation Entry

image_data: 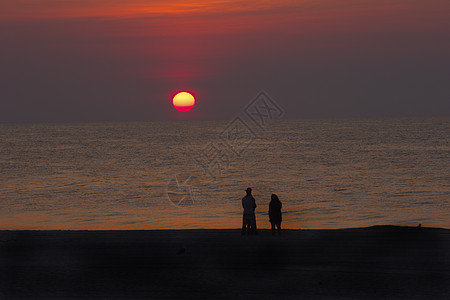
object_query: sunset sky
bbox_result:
[1,0,449,121]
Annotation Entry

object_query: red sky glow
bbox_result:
[0,0,449,121]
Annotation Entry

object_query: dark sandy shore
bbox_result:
[1,226,449,299]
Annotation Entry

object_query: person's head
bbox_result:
[271,194,279,202]
[246,187,252,195]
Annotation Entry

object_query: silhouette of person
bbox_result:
[269,194,282,235]
[242,187,257,235]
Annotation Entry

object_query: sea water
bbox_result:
[1,117,449,229]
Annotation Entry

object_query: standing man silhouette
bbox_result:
[242,187,257,235]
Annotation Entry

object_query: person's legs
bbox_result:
[243,214,252,235]
[277,222,282,235]
[271,222,276,235]
[242,214,247,235]
[251,214,257,235]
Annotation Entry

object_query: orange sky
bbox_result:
[0,0,449,121]
[2,0,298,19]
[2,0,447,21]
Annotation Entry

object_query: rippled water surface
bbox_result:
[1,117,449,229]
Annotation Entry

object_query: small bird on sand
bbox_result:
[176,244,186,255]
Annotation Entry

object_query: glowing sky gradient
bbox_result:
[1,0,449,121]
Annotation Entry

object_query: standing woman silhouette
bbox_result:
[269,194,282,235]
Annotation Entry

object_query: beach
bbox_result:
[1,226,449,299]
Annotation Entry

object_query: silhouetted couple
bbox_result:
[241,187,282,236]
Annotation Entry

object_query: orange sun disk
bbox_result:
[172,92,195,112]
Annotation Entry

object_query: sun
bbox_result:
[172,91,195,112]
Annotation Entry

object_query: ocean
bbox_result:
[1,117,449,229]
